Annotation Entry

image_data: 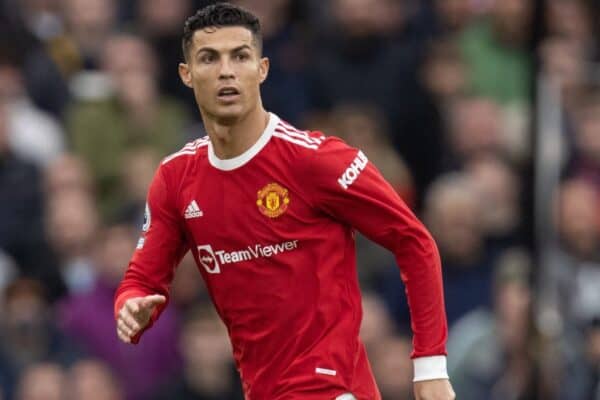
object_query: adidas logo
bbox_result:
[184,200,203,219]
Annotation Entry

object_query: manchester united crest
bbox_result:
[257,183,290,218]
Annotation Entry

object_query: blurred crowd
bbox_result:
[0,0,599,399]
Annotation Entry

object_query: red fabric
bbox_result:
[114,117,447,399]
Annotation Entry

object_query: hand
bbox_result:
[414,379,456,400]
[116,294,166,343]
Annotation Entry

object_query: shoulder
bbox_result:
[270,116,363,169]
[271,117,325,152]
[157,136,210,185]
[270,117,365,183]
[271,117,355,156]
[160,136,210,166]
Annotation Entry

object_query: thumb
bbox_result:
[140,294,166,309]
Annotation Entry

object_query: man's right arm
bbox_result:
[114,166,188,343]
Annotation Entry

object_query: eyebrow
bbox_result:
[195,44,253,57]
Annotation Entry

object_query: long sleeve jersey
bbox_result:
[115,113,448,400]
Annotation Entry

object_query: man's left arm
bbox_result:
[307,137,455,399]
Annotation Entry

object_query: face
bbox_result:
[557,180,599,256]
[426,177,484,263]
[576,103,600,164]
[17,363,66,400]
[64,0,115,33]
[179,26,269,124]
[181,310,232,368]
[46,190,98,257]
[492,0,532,37]
[95,224,137,284]
[371,336,412,398]
[435,0,471,30]
[67,360,123,400]
[450,97,502,158]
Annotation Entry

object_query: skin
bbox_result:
[116,24,455,400]
[179,26,270,158]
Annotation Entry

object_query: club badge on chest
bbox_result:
[256,183,290,218]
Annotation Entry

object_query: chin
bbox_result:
[213,106,247,124]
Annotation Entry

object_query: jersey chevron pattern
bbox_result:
[115,113,447,400]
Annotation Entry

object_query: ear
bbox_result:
[258,57,269,84]
[178,62,193,88]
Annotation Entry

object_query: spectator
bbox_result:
[67,358,124,400]
[136,0,196,113]
[401,39,466,203]
[579,318,600,399]
[14,362,66,400]
[45,187,99,294]
[235,0,311,124]
[546,0,596,55]
[465,155,522,246]
[421,39,467,102]
[118,147,161,223]
[0,100,65,299]
[13,0,64,43]
[568,89,600,189]
[448,248,541,400]
[154,303,243,400]
[370,334,414,399]
[0,279,78,399]
[444,95,506,169]
[170,253,209,311]
[0,4,70,117]
[545,179,600,327]
[67,33,189,218]
[423,173,499,324]
[432,0,473,35]
[459,0,533,105]
[44,153,94,195]
[359,291,395,355]
[0,55,65,167]
[58,223,181,400]
[58,0,117,73]
[378,172,500,329]
[307,0,420,133]
[539,36,588,107]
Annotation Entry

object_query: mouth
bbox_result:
[217,86,241,102]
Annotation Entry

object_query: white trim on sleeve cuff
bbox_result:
[413,355,449,382]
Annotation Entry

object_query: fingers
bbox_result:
[125,299,140,314]
[119,308,141,333]
[118,298,148,343]
[117,328,130,343]
[116,319,133,342]
[141,294,166,308]
[116,295,165,344]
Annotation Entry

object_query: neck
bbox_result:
[202,103,269,159]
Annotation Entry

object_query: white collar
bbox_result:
[208,112,279,171]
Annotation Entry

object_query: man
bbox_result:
[115,4,455,400]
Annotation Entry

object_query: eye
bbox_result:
[235,52,250,61]
[199,53,216,64]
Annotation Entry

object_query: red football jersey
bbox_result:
[115,113,448,400]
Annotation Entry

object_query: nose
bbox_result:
[218,56,235,80]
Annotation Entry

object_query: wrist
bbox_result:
[413,355,448,382]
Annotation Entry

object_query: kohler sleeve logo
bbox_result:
[337,151,368,190]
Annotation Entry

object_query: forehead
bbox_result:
[190,26,256,52]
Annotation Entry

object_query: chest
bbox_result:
[176,165,315,248]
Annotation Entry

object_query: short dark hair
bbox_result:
[182,3,261,59]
